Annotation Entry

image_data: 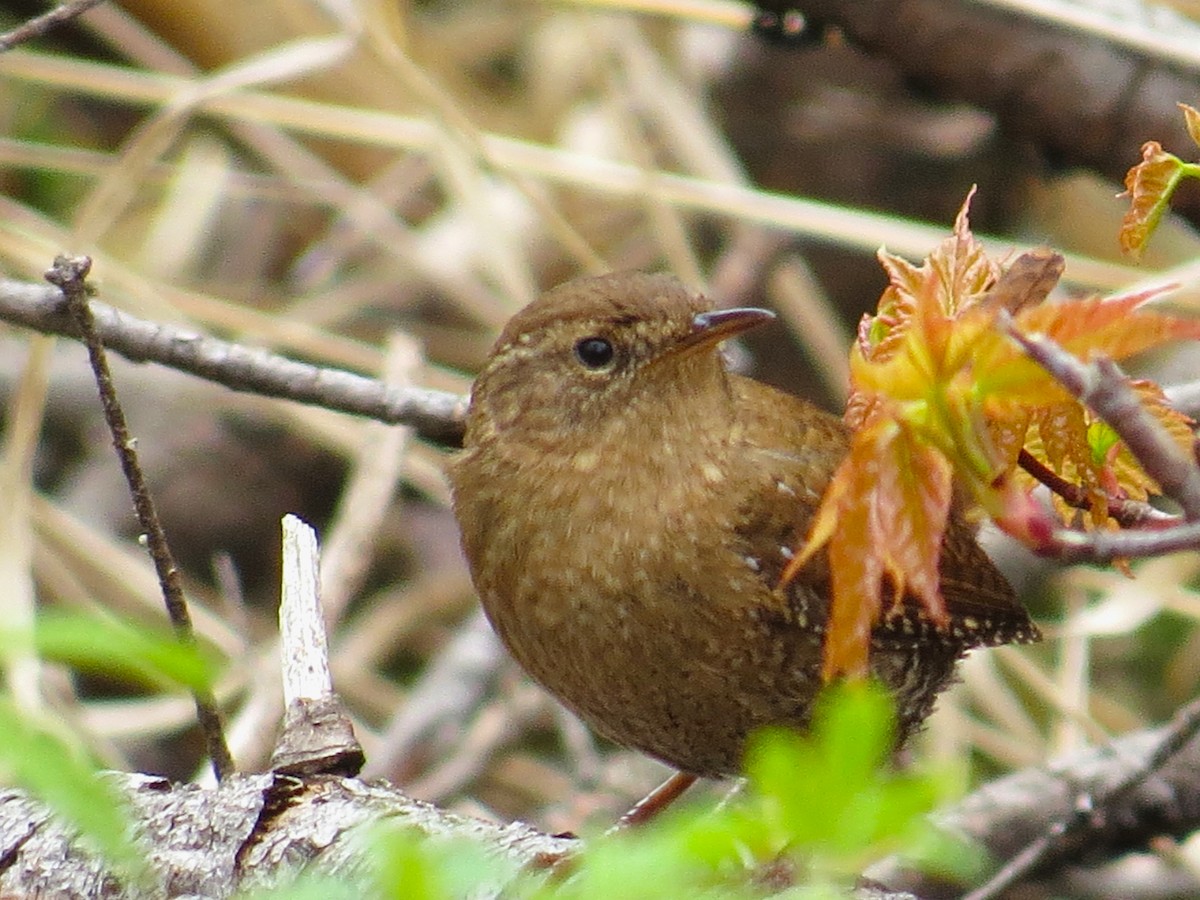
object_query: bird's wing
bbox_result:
[728,375,1039,651]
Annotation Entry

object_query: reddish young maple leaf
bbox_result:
[1119,104,1200,257]
[788,189,1200,679]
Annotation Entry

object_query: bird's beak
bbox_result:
[662,307,776,361]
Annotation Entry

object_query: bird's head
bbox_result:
[463,272,774,450]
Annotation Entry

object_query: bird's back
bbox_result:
[725,374,1038,737]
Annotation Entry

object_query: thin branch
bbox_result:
[962,695,1200,900]
[0,0,106,52]
[871,697,1200,895]
[1000,312,1200,561]
[1016,448,1179,529]
[0,277,468,447]
[1039,520,1200,563]
[1004,323,1200,519]
[1088,357,1200,520]
[45,255,234,781]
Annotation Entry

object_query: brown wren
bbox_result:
[449,272,1038,783]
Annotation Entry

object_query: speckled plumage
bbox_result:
[449,272,1038,778]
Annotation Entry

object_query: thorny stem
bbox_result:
[46,255,234,781]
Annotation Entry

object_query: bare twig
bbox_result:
[0,277,467,446]
[1045,520,1200,562]
[45,255,234,781]
[1017,448,1179,529]
[0,0,105,52]
[870,699,1200,895]
[270,515,363,777]
[1087,357,1200,521]
[1001,312,1200,560]
[962,696,1200,900]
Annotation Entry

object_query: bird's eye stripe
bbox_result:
[575,337,615,368]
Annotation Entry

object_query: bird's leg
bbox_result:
[610,771,699,831]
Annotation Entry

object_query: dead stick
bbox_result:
[46,255,234,781]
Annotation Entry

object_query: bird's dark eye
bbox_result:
[574,336,615,369]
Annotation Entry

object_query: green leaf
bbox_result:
[0,611,222,693]
[367,825,447,900]
[240,875,363,900]
[0,700,143,879]
[1087,420,1121,467]
[363,822,518,900]
[345,685,971,898]
[1120,142,1187,257]
[739,682,970,884]
[564,831,705,899]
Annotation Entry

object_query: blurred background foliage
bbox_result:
[1,0,1200,873]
